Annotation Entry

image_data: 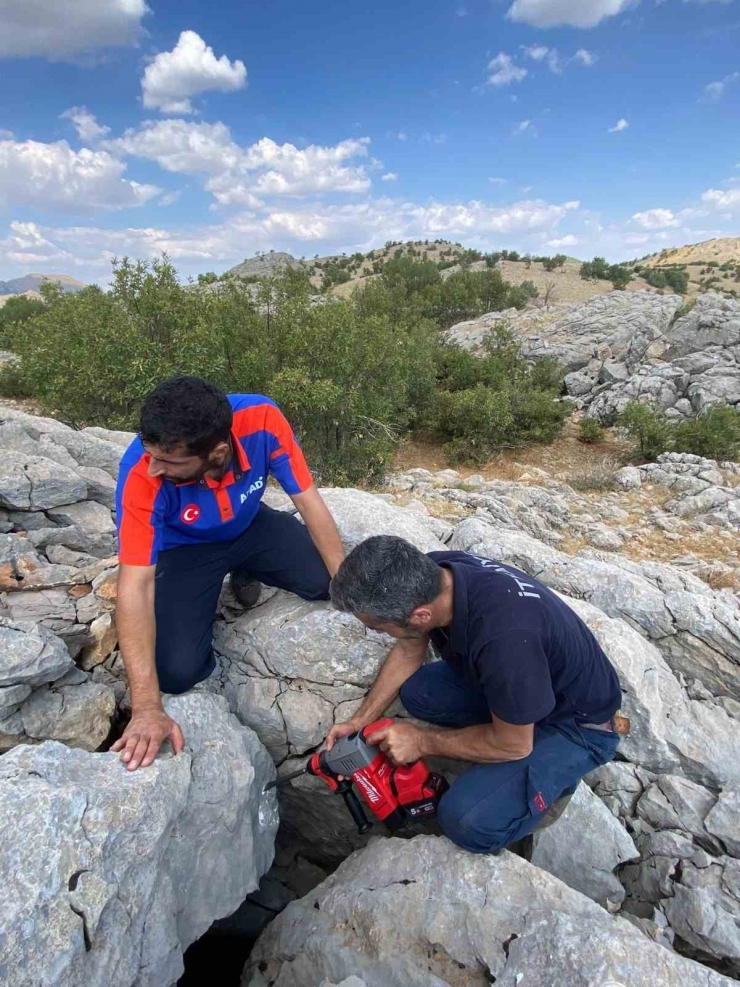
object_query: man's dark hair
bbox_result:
[139,376,233,457]
[331,535,444,625]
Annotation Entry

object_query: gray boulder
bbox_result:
[0,452,87,511]
[245,835,736,987]
[0,691,277,987]
[318,487,445,552]
[531,781,639,907]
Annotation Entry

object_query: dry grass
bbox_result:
[393,420,631,482]
[568,456,622,492]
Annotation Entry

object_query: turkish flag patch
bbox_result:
[181,504,201,524]
[533,792,547,813]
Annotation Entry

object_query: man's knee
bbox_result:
[398,673,429,721]
[437,790,517,855]
[294,569,330,602]
[156,647,215,696]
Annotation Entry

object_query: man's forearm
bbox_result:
[117,582,161,712]
[423,724,532,764]
[292,487,345,577]
[352,641,427,725]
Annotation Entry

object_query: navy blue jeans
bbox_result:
[400,662,620,854]
[154,504,330,694]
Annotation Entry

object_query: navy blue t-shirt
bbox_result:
[428,551,622,726]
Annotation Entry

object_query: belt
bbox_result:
[579,713,631,736]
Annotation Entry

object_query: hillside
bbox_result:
[638,237,740,298]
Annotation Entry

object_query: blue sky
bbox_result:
[0,0,738,284]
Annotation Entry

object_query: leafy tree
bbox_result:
[674,405,740,461]
[579,417,605,444]
[0,295,46,344]
[619,402,672,460]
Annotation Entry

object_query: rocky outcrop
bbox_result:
[1,691,278,987]
[445,291,681,372]
[2,406,740,981]
[245,836,736,987]
[584,294,740,420]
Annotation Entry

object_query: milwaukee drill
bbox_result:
[268,718,448,833]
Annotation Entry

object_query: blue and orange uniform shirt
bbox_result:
[115,394,313,566]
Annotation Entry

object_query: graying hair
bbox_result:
[330,535,443,625]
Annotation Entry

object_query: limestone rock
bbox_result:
[0,692,278,987]
[0,617,72,687]
[318,487,445,552]
[245,836,736,987]
[0,452,87,511]
[704,789,740,857]
[531,781,639,907]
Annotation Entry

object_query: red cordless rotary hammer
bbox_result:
[269,717,449,834]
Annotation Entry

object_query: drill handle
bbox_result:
[360,717,394,744]
[337,779,372,834]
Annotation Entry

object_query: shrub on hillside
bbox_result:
[619,402,673,460]
[673,405,740,462]
[579,417,605,444]
[619,401,740,463]
[0,294,46,345]
[432,331,567,464]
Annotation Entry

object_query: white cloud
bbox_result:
[421,132,448,144]
[381,172,399,182]
[507,0,636,29]
[514,119,534,135]
[0,0,149,60]
[547,234,578,247]
[61,106,110,143]
[489,177,508,186]
[701,187,740,211]
[0,137,160,212]
[705,72,739,99]
[631,208,680,229]
[142,31,247,115]
[0,196,581,281]
[609,118,629,132]
[396,131,408,141]
[106,119,244,174]
[107,122,373,201]
[573,48,597,66]
[522,44,596,74]
[486,52,528,87]
[158,189,183,207]
[0,130,14,140]
[522,45,550,61]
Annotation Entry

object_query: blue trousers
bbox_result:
[400,662,620,854]
[154,504,330,694]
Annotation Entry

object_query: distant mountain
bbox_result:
[0,273,87,296]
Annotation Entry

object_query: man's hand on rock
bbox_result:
[366,721,426,766]
[111,707,185,771]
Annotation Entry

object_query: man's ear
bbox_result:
[409,606,433,628]
[211,440,231,460]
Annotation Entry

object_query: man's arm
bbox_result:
[366,714,533,766]
[326,635,429,748]
[291,485,345,578]
[110,564,184,771]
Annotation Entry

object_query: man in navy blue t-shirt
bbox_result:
[327,535,623,854]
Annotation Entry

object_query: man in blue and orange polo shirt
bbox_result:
[111,376,344,772]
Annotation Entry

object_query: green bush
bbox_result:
[432,333,567,464]
[579,417,605,444]
[673,405,740,461]
[5,255,572,483]
[619,400,740,463]
[619,402,673,460]
[0,294,46,345]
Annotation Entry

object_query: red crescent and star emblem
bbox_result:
[181,504,201,524]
